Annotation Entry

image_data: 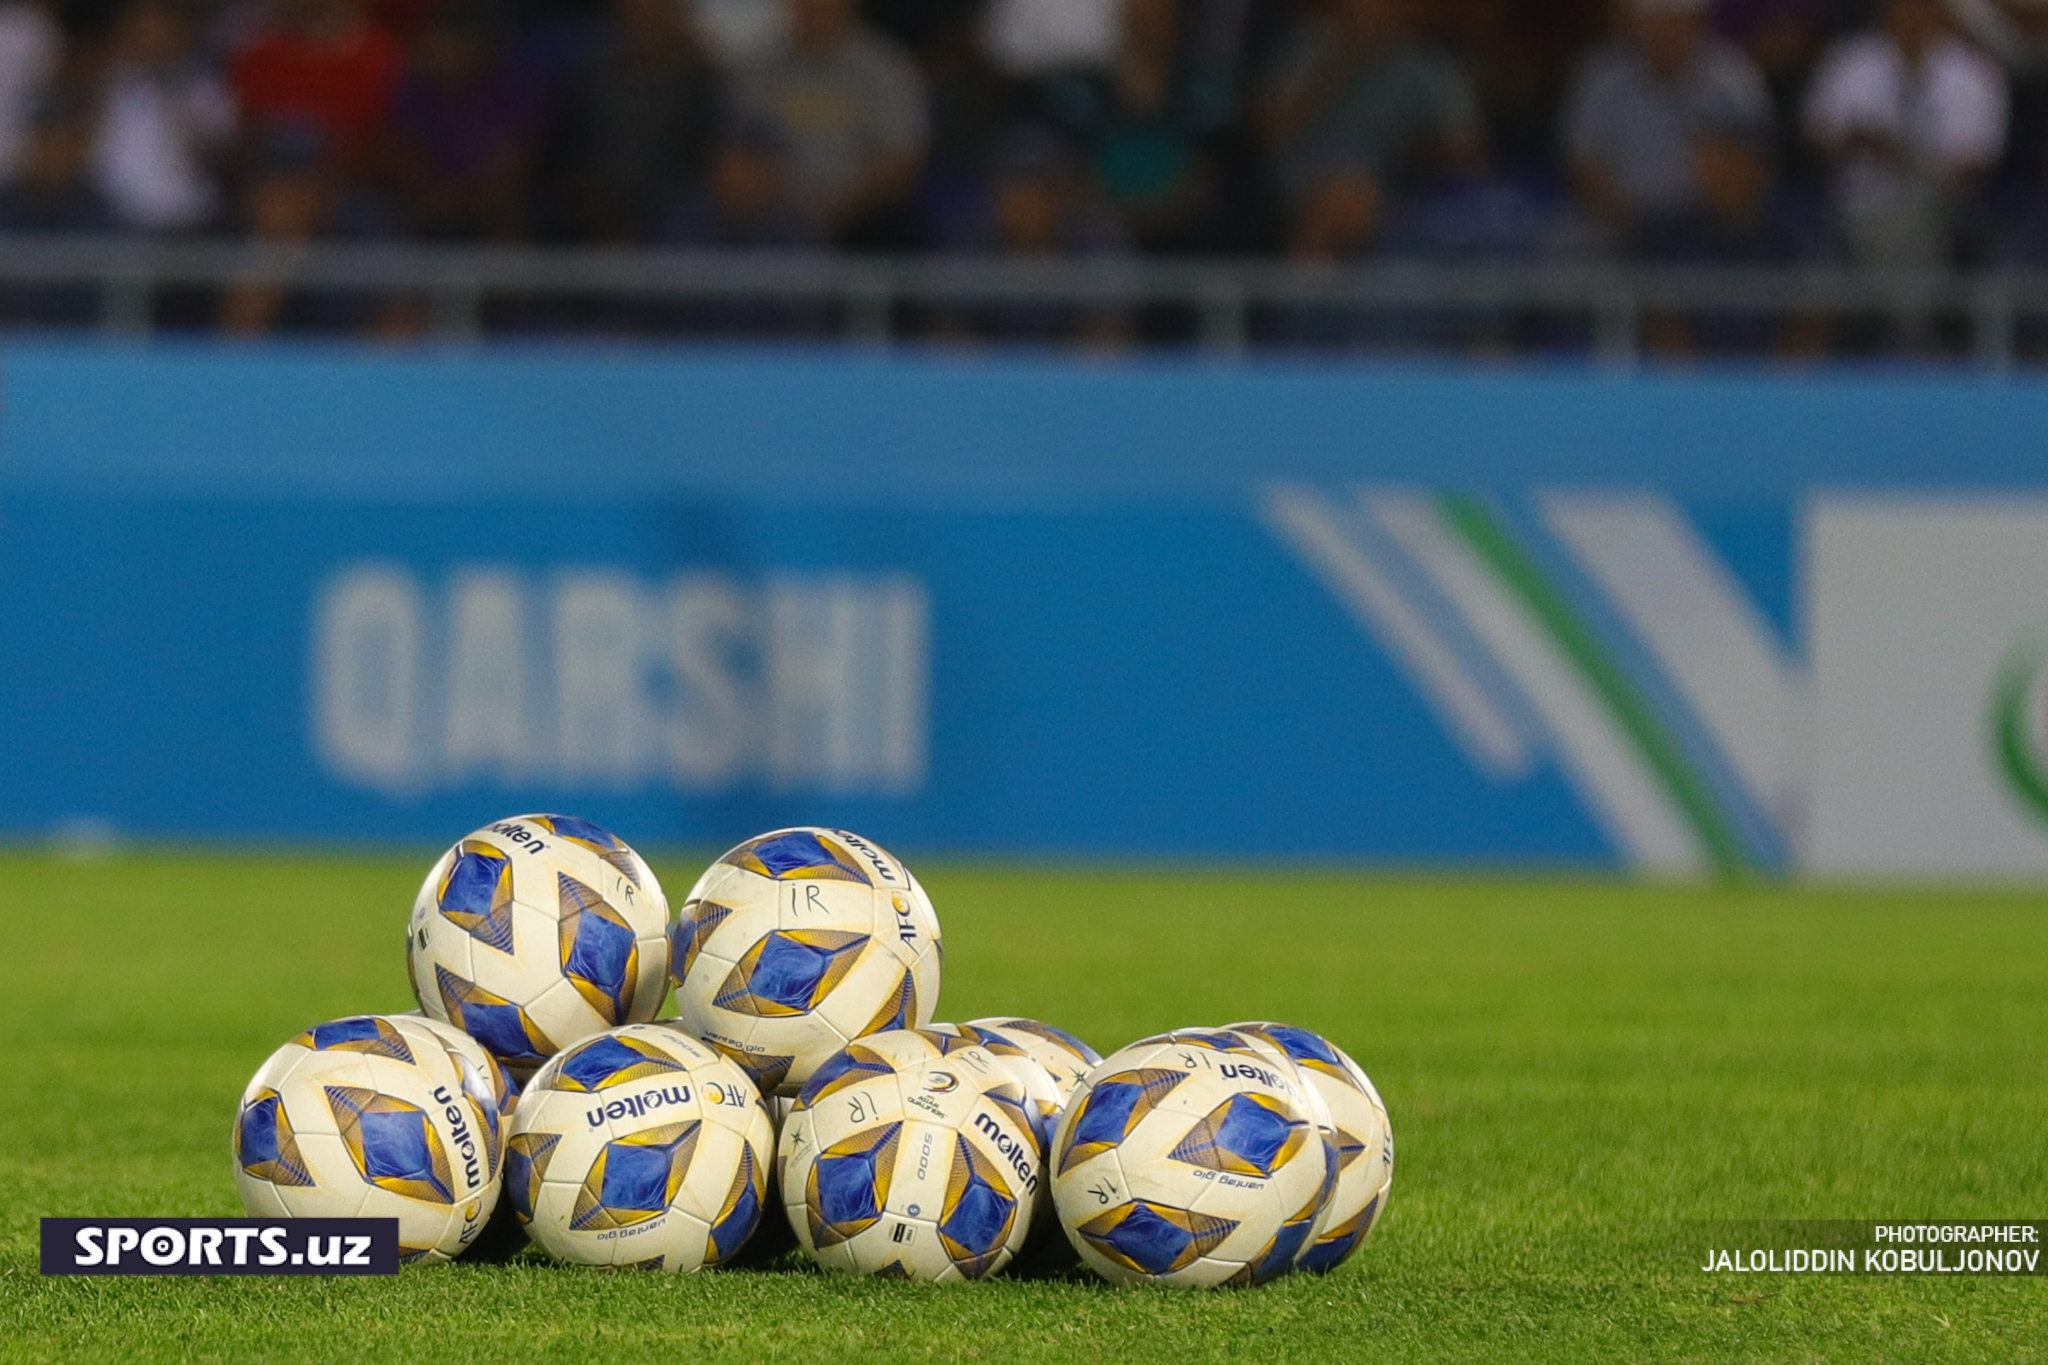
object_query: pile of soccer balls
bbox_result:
[232,817,1393,1286]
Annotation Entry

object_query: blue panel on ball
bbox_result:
[1015,1020,1100,1064]
[748,934,842,1013]
[238,1095,284,1167]
[708,1167,762,1262]
[1070,1080,1145,1151]
[599,1141,678,1214]
[459,999,546,1063]
[798,1048,880,1107]
[1099,1204,1196,1277]
[358,1108,437,1185]
[564,910,635,1004]
[814,1147,885,1228]
[1176,1030,1254,1054]
[1212,1094,1296,1175]
[1250,1217,1316,1282]
[940,1171,1014,1257]
[505,1149,537,1220]
[559,1037,652,1092]
[1260,1025,1342,1069]
[1297,1223,1365,1275]
[309,1017,382,1050]
[441,848,509,916]
[751,832,843,878]
[504,1132,559,1224]
[541,814,621,848]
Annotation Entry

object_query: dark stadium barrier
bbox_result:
[3,341,2046,876]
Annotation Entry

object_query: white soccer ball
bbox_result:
[407,815,671,1074]
[504,1023,775,1271]
[1228,1022,1392,1272]
[954,1018,1102,1104]
[1050,1029,1335,1289]
[778,1028,1040,1281]
[927,1020,1078,1152]
[669,829,941,1097]
[232,1014,504,1265]
[404,1011,521,1118]
[1214,1026,1340,1247]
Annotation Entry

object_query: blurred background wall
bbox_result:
[6,342,2048,876]
[10,0,2048,360]
[9,0,2048,874]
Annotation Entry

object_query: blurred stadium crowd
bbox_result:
[3,0,2047,344]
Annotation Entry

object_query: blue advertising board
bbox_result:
[4,342,2047,870]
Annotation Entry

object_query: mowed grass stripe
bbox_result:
[0,853,2042,1364]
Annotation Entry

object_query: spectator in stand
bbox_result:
[0,90,113,230]
[1715,0,1826,170]
[1043,0,1220,250]
[1411,0,1609,176]
[1942,0,2048,71]
[1668,115,1826,354]
[0,0,58,188]
[689,0,788,66]
[663,119,826,337]
[1806,0,2008,273]
[917,10,1023,249]
[382,1,539,241]
[1288,166,1381,264]
[985,0,1120,83]
[666,118,815,249]
[1177,0,1259,124]
[220,128,336,339]
[231,0,401,177]
[91,0,235,233]
[218,123,401,334]
[862,0,968,52]
[730,0,927,245]
[0,91,114,324]
[556,0,722,244]
[1260,0,1487,221]
[945,125,1133,346]
[1258,167,1453,352]
[368,0,441,38]
[1562,0,1776,260]
[986,127,1131,260]
[1716,0,1827,83]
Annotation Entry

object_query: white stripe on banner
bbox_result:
[1540,493,1810,855]
[1263,486,1534,780]
[1365,493,1707,874]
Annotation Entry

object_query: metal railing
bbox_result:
[5,233,2047,370]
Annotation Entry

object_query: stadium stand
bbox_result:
[5,0,2048,360]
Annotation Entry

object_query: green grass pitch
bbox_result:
[1,852,2044,1363]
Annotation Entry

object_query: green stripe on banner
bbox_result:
[1437,492,1754,876]
[1991,642,2048,829]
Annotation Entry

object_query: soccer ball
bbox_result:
[504,1023,775,1271]
[1213,1026,1340,1248]
[1050,1029,1335,1288]
[669,829,941,1097]
[407,815,671,1074]
[927,1020,1075,1151]
[778,1028,1040,1281]
[1228,1022,1392,1272]
[928,1019,1076,1260]
[953,1018,1101,1104]
[232,1014,504,1264]
[405,1011,521,1117]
